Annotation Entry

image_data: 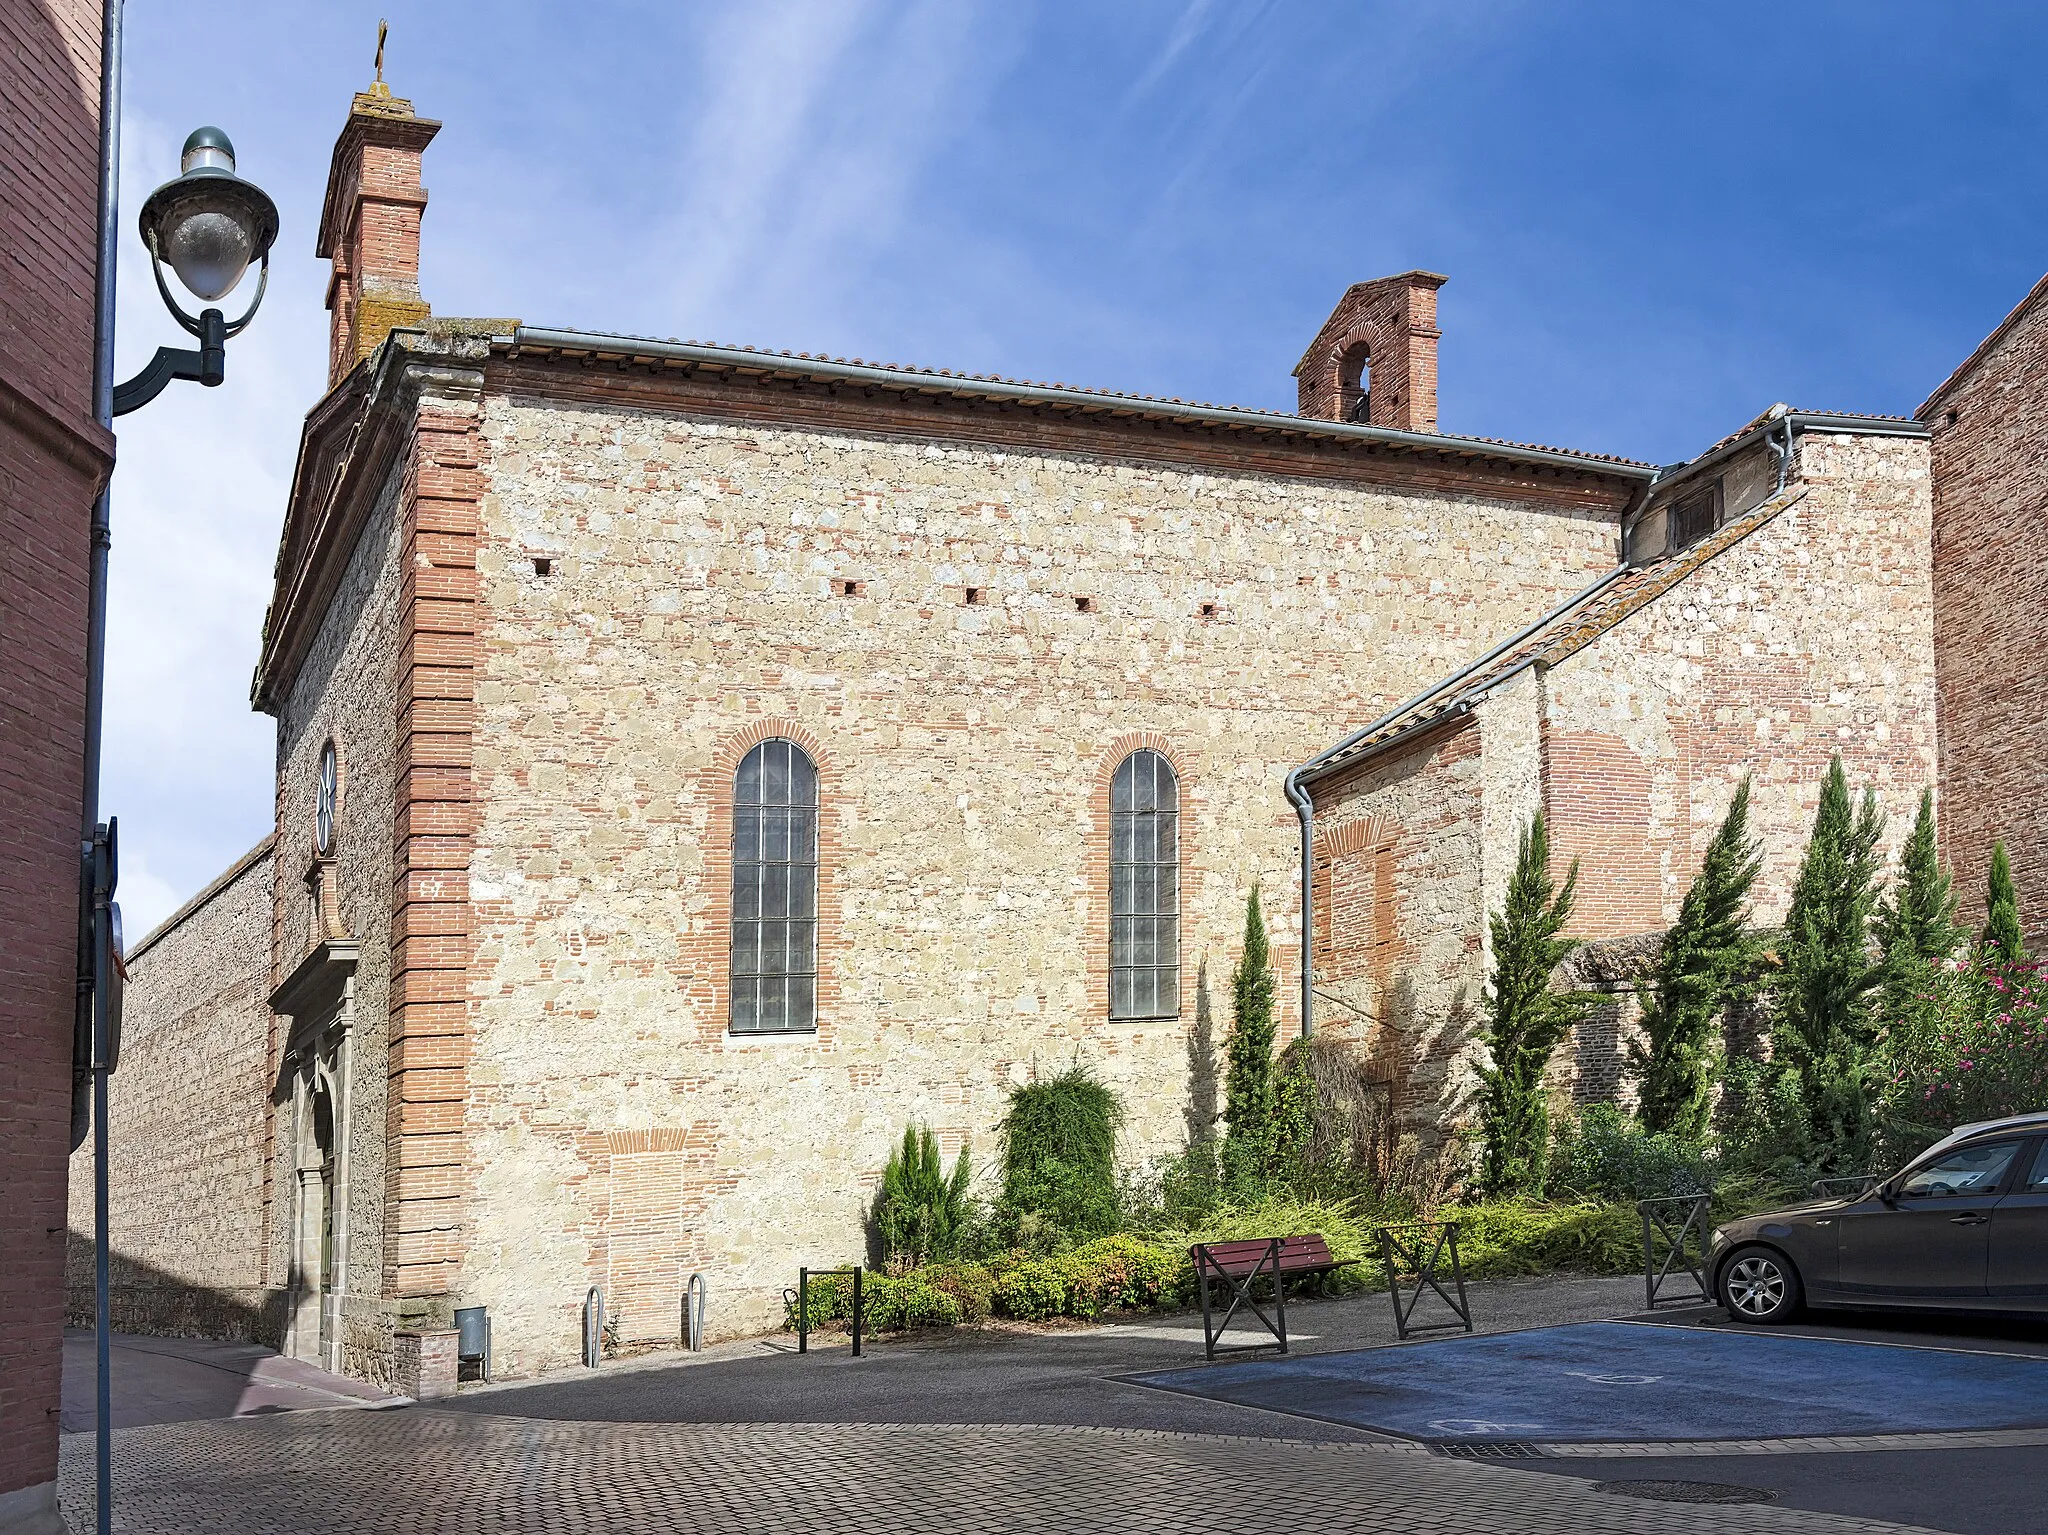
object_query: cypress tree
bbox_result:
[1222,887,1278,1163]
[1479,813,1591,1196]
[1983,841,2026,967]
[1875,789,1961,1026]
[1774,755,1886,1165]
[1632,778,1763,1142]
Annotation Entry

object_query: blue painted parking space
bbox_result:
[1129,1321,2048,1442]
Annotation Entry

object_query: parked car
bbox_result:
[1710,1110,2048,1323]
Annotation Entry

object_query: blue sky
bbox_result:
[104,0,2048,932]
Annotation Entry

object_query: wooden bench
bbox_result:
[1189,1234,1356,1359]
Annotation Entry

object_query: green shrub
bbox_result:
[991,1258,1069,1320]
[998,1065,1124,1243]
[859,1272,964,1331]
[1057,1234,1182,1314]
[924,1261,995,1323]
[1550,1105,1716,1201]
[784,1272,852,1332]
[1223,888,1279,1168]
[875,1123,973,1267]
[1436,1197,1643,1279]
[1631,779,1763,1140]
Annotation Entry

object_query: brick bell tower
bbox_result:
[316,63,439,388]
[1293,271,1447,432]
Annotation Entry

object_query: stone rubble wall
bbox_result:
[459,391,1628,1374]
[269,462,408,1375]
[1541,434,1938,937]
[1305,431,1937,1143]
[64,842,281,1343]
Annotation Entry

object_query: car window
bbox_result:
[2025,1140,2048,1193]
[1899,1140,2020,1198]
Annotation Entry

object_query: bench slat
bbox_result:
[1191,1233,1352,1278]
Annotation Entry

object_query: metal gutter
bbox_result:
[1650,408,1928,503]
[503,325,1659,482]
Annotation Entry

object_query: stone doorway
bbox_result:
[287,1038,348,1369]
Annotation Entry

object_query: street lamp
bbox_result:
[79,108,278,1535]
[111,126,278,416]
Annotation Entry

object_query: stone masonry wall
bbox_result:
[1311,717,1487,1135]
[1306,432,1937,1142]
[458,387,1628,1373]
[1540,434,1938,938]
[271,462,406,1381]
[64,841,279,1342]
[1926,286,2048,943]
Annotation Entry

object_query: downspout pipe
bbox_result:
[85,8,123,1535]
[1284,472,1656,1040]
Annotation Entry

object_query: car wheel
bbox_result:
[1719,1245,1802,1324]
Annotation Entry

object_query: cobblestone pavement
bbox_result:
[60,1411,1953,1535]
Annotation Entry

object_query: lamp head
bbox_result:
[138,128,280,303]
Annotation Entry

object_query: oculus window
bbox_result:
[1110,748,1180,1019]
[730,738,819,1033]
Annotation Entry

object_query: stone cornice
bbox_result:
[270,936,360,1018]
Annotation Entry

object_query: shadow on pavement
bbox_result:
[60,1329,401,1431]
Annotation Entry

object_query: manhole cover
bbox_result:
[1595,1479,1777,1505]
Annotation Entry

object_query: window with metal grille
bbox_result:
[1110,749,1180,1019]
[730,738,819,1033]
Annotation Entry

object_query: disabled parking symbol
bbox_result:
[1562,1370,1661,1385]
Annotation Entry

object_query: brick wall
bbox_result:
[64,842,280,1341]
[0,0,106,1520]
[1924,282,2048,942]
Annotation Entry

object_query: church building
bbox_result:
[79,69,2017,1394]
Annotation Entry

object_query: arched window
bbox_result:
[1341,340,1371,423]
[1110,748,1180,1019]
[731,738,819,1033]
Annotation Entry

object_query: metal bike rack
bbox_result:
[684,1272,708,1352]
[794,1266,863,1358]
[1192,1238,1288,1361]
[1637,1193,1714,1308]
[1375,1221,1472,1341]
[581,1285,604,1368]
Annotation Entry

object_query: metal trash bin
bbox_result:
[454,1305,491,1382]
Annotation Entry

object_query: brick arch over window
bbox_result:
[689,720,843,1043]
[1086,733,1193,1023]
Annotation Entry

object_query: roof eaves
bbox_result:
[498,326,1658,479]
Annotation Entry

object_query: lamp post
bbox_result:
[80,106,278,1535]
[113,127,279,415]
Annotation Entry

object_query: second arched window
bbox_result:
[731,738,819,1034]
[1110,748,1180,1019]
